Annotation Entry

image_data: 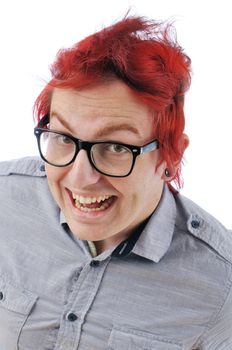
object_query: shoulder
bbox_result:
[0,157,58,225]
[0,156,51,210]
[174,192,232,264]
[0,156,46,178]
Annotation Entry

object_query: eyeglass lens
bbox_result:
[39,131,134,176]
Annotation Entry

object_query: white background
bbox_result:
[0,0,231,227]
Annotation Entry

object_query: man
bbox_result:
[0,15,231,350]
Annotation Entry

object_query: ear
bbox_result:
[162,133,189,181]
[178,133,189,159]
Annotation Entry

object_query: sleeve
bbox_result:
[198,266,232,349]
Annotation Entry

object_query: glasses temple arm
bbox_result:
[37,114,49,128]
[140,140,159,154]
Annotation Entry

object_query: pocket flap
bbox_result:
[109,328,182,350]
[0,278,38,315]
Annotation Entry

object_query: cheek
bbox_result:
[45,166,67,196]
[112,175,142,207]
[121,158,163,200]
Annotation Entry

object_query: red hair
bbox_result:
[34,15,191,188]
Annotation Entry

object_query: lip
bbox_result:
[66,188,117,220]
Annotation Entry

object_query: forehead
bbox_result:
[50,80,154,140]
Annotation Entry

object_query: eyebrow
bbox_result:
[50,111,73,133]
[50,111,141,138]
[94,124,140,138]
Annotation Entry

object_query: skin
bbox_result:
[45,80,181,254]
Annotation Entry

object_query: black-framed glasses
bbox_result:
[34,116,159,177]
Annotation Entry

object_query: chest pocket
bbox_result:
[0,277,38,350]
[108,328,182,350]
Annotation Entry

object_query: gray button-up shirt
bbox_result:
[0,157,232,350]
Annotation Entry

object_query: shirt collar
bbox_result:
[60,211,67,225]
[132,184,177,263]
[59,184,176,263]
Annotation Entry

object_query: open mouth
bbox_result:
[71,193,115,212]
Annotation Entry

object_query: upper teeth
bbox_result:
[72,194,111,204]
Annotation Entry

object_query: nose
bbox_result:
[66,149,101,187]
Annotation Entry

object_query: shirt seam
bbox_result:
[179,224,232,265]
[195,217,232,264]
[195,263,232,347]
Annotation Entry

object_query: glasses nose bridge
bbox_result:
[75,138,92,154]
[72,138,94,167]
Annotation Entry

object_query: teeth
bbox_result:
[74,196,114,212]
[72,193,111,204]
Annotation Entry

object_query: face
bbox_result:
[46,80,166,252]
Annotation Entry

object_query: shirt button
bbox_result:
[90,260,100,267]
[0,292,3,300]
[67,312,78,322]
[39,164,45,172]
[191,220,200,229]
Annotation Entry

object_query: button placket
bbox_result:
[54,258,110,350]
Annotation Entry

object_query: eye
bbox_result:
[108,144,128,153]
[60,135,72,144]
[51,133,73,145]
